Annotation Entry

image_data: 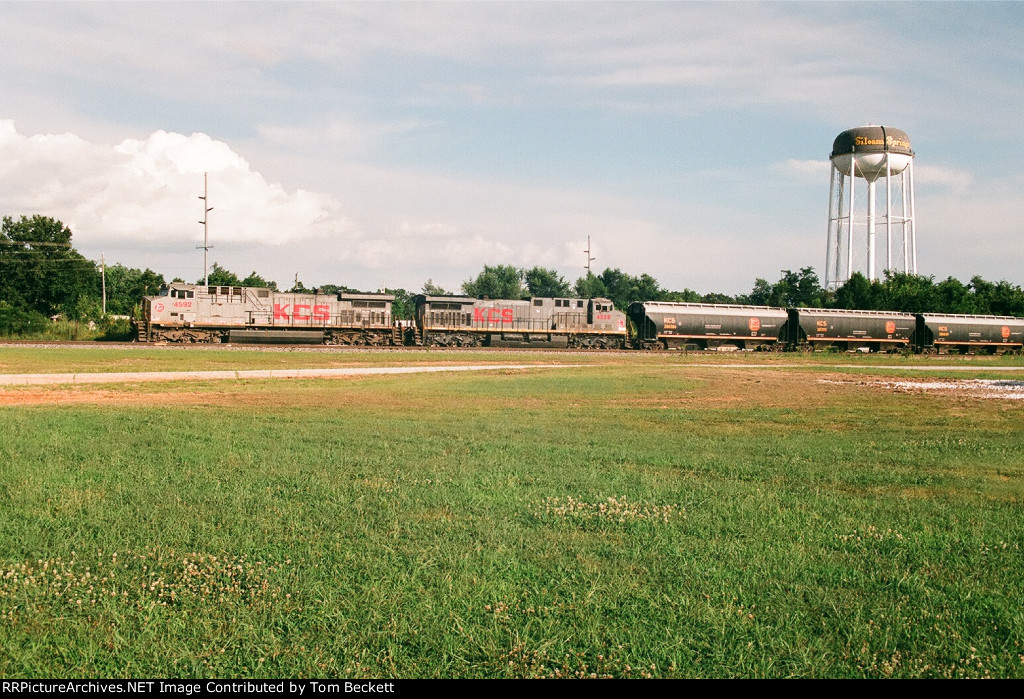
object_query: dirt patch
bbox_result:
[0,387,296,407]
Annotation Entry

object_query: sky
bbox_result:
[1,1,1022,295]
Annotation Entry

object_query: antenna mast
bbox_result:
[584,235,596,274]
[197,172,214,285]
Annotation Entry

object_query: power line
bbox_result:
[0,240,73,249]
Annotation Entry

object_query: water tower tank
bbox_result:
[830,126,914,182]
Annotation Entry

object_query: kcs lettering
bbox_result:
[274,304,331,322]
[473,308,514,324]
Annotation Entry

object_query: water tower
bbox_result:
[825,125,917,290]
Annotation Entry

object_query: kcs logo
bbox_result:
[275,304,330,322]
[473,308,514,324]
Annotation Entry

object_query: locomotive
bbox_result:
[137,283,398,344]
[415,294,627,348]
[137,283,1024,354]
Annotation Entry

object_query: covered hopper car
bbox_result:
[913,313,1024,354]
[788,308,916,352]
[628,302,789,350]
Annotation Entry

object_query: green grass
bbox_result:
[1,360,1022,678]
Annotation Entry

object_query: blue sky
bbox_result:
[1,1,1022,295]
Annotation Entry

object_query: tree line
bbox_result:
[3,214,1024,338]
[455,264,1024,318]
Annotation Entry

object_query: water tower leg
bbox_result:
[909,161,918,275]
[867,181,876,281]
[885,156,893,273]
[847,170,854,282]
[825,166,836,289]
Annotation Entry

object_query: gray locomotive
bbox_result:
[138,283,398,344]
[414,294,627,348]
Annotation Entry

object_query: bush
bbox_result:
[96,316,135,341]
[0,301,50,336]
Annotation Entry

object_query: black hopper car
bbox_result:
[628,301,1024,353]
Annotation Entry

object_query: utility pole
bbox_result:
[197,172,213,285]
[584,235,596,275]
[101,253,106,315]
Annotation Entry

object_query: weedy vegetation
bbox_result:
[0,350,1022,678]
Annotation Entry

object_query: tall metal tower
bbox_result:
[825,126,917,290]
[197,172,214,285]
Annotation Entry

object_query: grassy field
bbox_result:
[0,348,1022,678]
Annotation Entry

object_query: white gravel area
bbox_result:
[820,378,1024,399]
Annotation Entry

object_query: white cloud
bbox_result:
[772,159,831,184]
[0,121,349,252]
[257,118,431,152]
[915,164,973,192]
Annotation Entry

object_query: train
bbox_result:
[136,283,1024,354]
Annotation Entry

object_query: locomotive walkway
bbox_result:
[0,364,579,386]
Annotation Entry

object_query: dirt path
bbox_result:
[0,364,579,386]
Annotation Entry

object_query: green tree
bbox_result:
[574,272,607,299]
[934,277,976,314]
[701,292,739,304]
[421,279,448,296]
[319,284,360,295]
[634,273,668,304]
[0,215,100,318]
[745,268,824,308]
[833,272,879,310]
[241,271,279,291]
[0,300,49,335]
[877,272,936,313]
[595,268,634,310]
[390,289,415,320]
[746,278,774,306]
[977,278,1024,316]
[104,264,165,316]
[200,262,242,287]
[524,267,571,297]
[462,265,525,299]
[782,267,825,308]
[663,288,702,303]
